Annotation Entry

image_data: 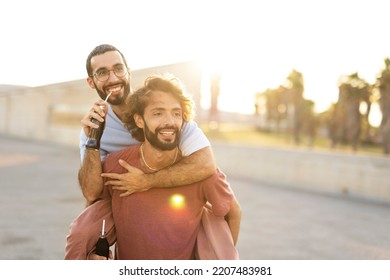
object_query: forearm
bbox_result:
[78,149,104,203]
[225,199,242,246]
[147,146,216,189]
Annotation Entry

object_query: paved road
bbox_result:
[1,134,390,260]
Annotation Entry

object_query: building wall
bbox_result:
[212,141,390,203]
[0,61,202,146]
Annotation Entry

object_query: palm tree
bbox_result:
[263,86,288,132]
[209,72,221,122]
[258,69,317,144]
[376,58,390,154]
[330,73,371,151]
[285,69,305,144]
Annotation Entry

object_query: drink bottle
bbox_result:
[85,117,105,150]
[95,219,110,259]
[86,94,111,150]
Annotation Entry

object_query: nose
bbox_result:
[163,113,175,125]
[107,70,120,82]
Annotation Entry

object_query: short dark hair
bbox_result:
[125,74,194,141]
[86,44,128,77]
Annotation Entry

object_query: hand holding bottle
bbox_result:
[85,93,111,150]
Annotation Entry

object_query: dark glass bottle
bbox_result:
[85,118,105,150]
[95,219,110,259]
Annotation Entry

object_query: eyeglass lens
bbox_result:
[95,65,127,81]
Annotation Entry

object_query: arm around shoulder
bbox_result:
[147,146,217,189]
[180,145,217,181]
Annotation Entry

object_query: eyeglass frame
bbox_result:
[89,64,129,82]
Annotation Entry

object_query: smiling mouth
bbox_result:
[105,84,122,95]
[160,131,175,136]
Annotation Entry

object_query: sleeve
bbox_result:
[79,128,87,163]
[202,169,234,217]
[179,121,211,157]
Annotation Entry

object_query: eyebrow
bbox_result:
[150,107,182,112]
[95,63,124,72]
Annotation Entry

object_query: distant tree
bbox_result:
[285,69,306,144]
[263,86,288,132]
[257,69,316,145]
[330,73,371,151]
[300,99,317,146]
[376,58,390,154]
[209,72,221,121]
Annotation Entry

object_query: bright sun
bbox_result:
[199,52,384,128]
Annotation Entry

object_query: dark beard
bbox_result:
[95,82,131,105]
[143,121,180,151]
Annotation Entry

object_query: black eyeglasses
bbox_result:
[91,64,128,82]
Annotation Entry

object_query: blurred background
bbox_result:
[1,0,390,154]
[1,0,390,260]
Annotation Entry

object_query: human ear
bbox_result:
[134,114,144,129]
[87,77,96,89]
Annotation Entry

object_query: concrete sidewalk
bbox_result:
[0,135,84,259]
[1,134,390,260]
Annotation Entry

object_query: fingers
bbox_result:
[119,191,134,197]
[106,181,138,195]
[90,101,106,119]
[104,180,125,187]
[88,253,109,260]
[112,186,131,192]
[101,162,148,196]
[81,100,107,130]
[101,173,121,180]
[118,159,133,171]
[93,100,107,116]
[104,181,126,188]
[118,160,145,175]
[88,249,113,260]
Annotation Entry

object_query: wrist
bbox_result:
[143,172,156,190]
[85,145,100,152]
[85,146,101,160]
[86,146,100,152]
[85,138,101,150]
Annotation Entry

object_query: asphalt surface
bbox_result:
[1,134,390,260]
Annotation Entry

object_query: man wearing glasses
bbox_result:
[78,44,216,209]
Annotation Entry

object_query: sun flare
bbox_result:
[169,194,186,210]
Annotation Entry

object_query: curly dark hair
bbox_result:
[124,74,194,142]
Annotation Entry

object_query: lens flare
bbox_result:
[169,194,185,210]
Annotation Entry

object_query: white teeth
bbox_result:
[108,86,121,93]
[161,132,174,136]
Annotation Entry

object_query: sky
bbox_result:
[1,0,390,120]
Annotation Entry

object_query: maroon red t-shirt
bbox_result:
[102,144,234,260]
